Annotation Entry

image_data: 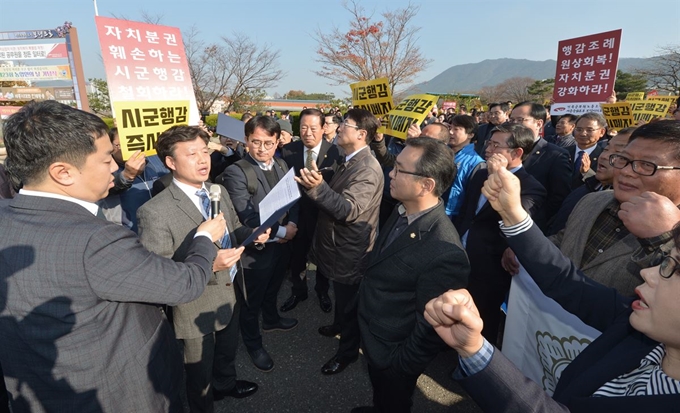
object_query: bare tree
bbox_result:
[635,44,680,94]
[313,0,432,93]
[185,29,285,113]
[477,77,536,104]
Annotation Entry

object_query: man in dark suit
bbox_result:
[0,101,225,412]
[473,102,510,155]
[296,109,384,375]
[279,108,343,313]
[222,116,300,372]
[352,138,470,413]
[455,124,546,344]
[138,126,267,412]
[509,101,571,230]
[565,112,607,190]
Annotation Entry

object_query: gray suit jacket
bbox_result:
[0,194,216,412]
[138,182,251,339]
[549,190,669,296]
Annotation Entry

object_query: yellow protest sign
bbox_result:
[115,100,190,160]
[384,94,439,140]
[627,100,671,123]
[624,92,645,101]
[599,103,635,131]
[647,95,679,115]
[350,78,394,133]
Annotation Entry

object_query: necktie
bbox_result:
[305,149,314,170]
[196,189,236,279]
[574,150,584,173]
[96,207,106,220]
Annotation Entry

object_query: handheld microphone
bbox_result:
[209,184,221,219]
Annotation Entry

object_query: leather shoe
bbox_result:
[248,347,274,372]
[318,292,332,313]
[213,380,258,400]
[279,294,308,312]
[262,317,298,332]
[318,325,341,338]
[321,355,357,375]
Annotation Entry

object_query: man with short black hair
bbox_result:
[296,108,384,375]
[323,113,342,144]
[545,114,577,148]
[474,102,510,155]
[353,137,469,413]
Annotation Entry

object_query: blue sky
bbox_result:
[1,0,678,97]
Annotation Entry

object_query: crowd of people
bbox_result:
[0,96,679,412]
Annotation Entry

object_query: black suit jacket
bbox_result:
[358,203,470,376]
[566,143,604,190]
[522,138,571,230]
[222,154,300,269]
[457,222,678,412]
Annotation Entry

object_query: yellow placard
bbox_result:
[599,103,635,132]
[384,94,439,140]
[624,92,645,101]
[647,95,678,115]
[627,100,671,124]
[114,100,190,161]
[350,78,394,133]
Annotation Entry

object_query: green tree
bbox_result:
[87,78,111,116]
[527,78,555,103]
[614,70,648,101]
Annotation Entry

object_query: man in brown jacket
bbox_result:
[296,108,384,375]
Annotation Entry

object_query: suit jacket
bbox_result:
[0,195,217,412]
[137,182,251,339]
[358,203,470,376]
[548,190,670,297]
[0,163,16,199]
[281,139,342,235]
[222,154,299,269]
[566,143,603,190]
[523,138,572,229]
[307,147,384,284]
[457,222,678,412]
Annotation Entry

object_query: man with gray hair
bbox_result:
[567,112,607,189]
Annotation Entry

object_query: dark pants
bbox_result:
[241,243,290,350]
[467,261,511,345]
[288,218,329,297]
[367,363,419,413]
[183,302,240,413]
[330,278,361,362]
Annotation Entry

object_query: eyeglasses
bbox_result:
[393,166,428,178]
[340,121,362,130]
[249,140,276,149]
[574,127,602,134]
[609,154,680,176]
[509,117,535,124]
[650,250,679,279]
[486,141,514,150]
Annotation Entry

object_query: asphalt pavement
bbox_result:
[212,271,482,413]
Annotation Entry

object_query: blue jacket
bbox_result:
[445,144,484,218]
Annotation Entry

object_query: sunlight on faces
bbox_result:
[555,117,575,136]
[246,127,277,163]
[488,108,507,125]
[612,139,680,205]
[300,114,324,149]
[448,125,473,150]
[278,130,292,148]
[165,137,211,188]
[324,115,339,137]
[336,119,365,150]
[595,133,630,184]
[509,106,542,138]
[69,135,117,202]
[388,145,427,202]
[630,246,680,348]
[484,132,519,166]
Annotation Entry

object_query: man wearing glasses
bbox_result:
[454,124,546,344]
[474,102,510,155]
[504,120,680,297]
[222,116,300,372]
[567,112,607,189]
[508,101,571,230]
[323,113,342,144]
[296,109,384,376]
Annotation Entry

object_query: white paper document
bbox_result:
[259,168,301,224]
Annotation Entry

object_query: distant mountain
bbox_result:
[410,57,656,94]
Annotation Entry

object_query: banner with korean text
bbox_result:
[385,94,438,140]
[0,65,71,81]
[627,100,671,123]
[114,100,189,160]
[625,92,645,101]
[0,43,68,60]
[599,103,635,131]
[551,29,622,115]
[350,78,393,133]
[502,266,601,396]
[647,95,679,115]
[95,16,199,159]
